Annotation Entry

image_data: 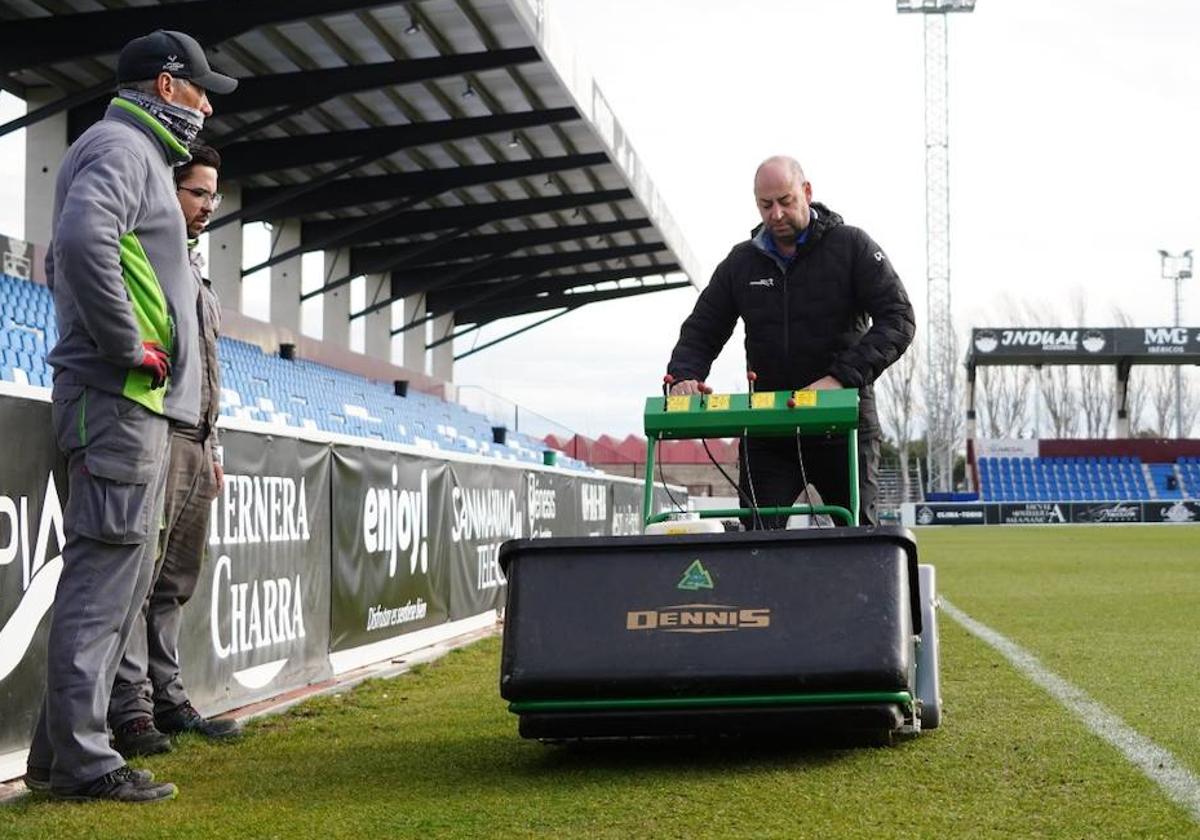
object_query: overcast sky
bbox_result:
[3,0,1199,437]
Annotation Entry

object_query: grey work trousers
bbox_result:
[110,432,218,725]
[28,385,169,788]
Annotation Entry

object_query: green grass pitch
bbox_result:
[2,525,1197,838]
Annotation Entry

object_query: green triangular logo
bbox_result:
[677,559,714,591]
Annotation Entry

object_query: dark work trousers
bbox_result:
[28,385,169,788]
[110,431,218,725]
[737,432,880,529]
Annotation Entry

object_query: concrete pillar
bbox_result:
[364,273,392,362]
[431,312,454,382]
[269,219,302,334]
[402,294,426,374]
[207,182,242,311]
[1115,362,1131,438]
[964,371,976,492]
[24,90,69,246]
[322,247,351,349]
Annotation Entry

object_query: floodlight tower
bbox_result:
[897,0,976,493]
[1158,249,1192,437]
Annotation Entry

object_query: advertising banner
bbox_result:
[330,447,450,651]
[1143,500,1200,524]
[523,469,577,539]
[971,327,1200,364]
[611,482,644,536]
[0,395,64,754]
[997,503,1069,525]
[0,233,35,281]
[975,438,1039,459]
[1070,501,1144,524]
[912,503,990,526]
[445,463,525,620]
[575,475,613,537]
[178,431,333,714]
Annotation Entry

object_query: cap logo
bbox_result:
[163,55,185,72]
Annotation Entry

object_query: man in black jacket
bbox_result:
[667,156,915,527]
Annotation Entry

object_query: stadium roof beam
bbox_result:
[300,188,634,250]
[425,262,682,313]
[240,153,608,221]
[0,0,699,358]
[388,243,670,299]
[239,188,441,274]
[392,261,679,336]
[456,281,693,326]
[218,107,578,178]
[59,48,543,142]
[349,219,653,275]
[449,306,581,361]
[307,219,652,304]
[0,0,399,73]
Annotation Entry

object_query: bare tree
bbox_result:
[1065,293,1112,438]
[947,329,967,486]
[915,327,967,489]
[1149,366,1175,437]
[878,333,920,500]
[1182,369,1199,437]
[977,365,1033,438]
[1040,365,1079,438]
[1077,364,1114,438]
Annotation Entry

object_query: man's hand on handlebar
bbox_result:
[803,375,843,390]
[669,379,703,395]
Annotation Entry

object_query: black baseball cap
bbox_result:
[117,30,238,95]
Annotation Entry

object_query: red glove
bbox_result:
[138,342,171,390]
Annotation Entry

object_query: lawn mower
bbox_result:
[498,380,941,743]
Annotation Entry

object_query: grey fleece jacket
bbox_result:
[46,98,201,427]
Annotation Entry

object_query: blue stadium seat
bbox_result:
[0,272,593,472]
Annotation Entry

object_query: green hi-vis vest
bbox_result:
[120,231,175,414]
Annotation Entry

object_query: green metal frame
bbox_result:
[510,690,912,714]
[643,389,861,528]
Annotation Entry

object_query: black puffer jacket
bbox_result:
[667,203,915,435]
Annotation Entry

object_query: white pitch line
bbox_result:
[941,598,1200,824]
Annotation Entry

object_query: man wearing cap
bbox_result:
[25,30,236,803]
[109,143,242,758]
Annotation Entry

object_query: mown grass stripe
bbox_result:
[943,597,1200,823]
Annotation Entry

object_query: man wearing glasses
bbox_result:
[27,31,236,803]
[109,143,241,760]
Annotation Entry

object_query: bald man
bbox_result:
[666,156,915,528]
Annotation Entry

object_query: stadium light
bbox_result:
[1157,248,1192,438]
[896,0,976,12]
[1158,249,1193,281]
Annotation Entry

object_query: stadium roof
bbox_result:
[0,0,700,343]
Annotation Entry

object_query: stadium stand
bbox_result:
[1178,456,1200,497]
[976,455,1157,502]
[0,272,591,471]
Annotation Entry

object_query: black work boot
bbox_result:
[113,716,173,758]
[26,764,155,793]
[50,766,177,803]
[156,701,242,739]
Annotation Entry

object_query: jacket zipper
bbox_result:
[782,260,790,369]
